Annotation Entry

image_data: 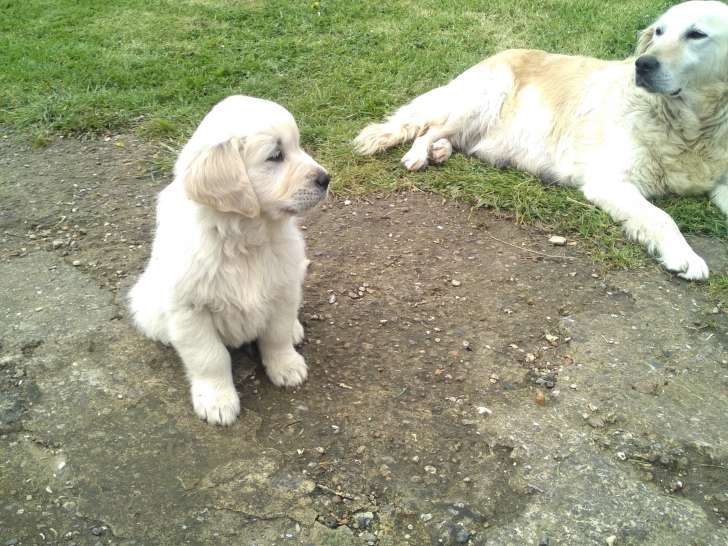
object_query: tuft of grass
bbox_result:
[0,0,725,297]
[138,117,181,140]
[29,129,53,150]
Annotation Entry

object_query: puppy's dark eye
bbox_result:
[655,27,664,36]
[267,150,284,162]
[686,29,707,40]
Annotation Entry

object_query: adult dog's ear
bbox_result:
[183,138,260,217]
[636,26,655,56]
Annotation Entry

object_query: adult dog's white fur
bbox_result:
[129,96,329,425]
[355,0,728,280]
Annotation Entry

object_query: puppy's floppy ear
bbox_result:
[183,138,260,217]
[636,26,654,55]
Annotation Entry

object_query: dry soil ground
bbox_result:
[1,133,728,546]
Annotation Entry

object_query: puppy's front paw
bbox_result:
[401,149,429,171]
[264,350,308,388]
[293,319,305,345]
[661,247,709,281]
[190,379,240,426]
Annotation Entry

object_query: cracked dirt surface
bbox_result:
[1,133,728,545]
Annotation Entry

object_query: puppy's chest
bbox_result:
[204,238,304,342]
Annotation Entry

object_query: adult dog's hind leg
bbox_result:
[401,126,457,171]
[430,138,453,164]
[582,180,709,280]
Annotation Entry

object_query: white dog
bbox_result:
[355,0,728,280]
[129,96,330,425]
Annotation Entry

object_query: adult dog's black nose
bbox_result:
[635,55,660,75]
[315,171,330,190]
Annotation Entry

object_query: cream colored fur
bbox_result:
[129,96,329,425]
[355,0,728,280]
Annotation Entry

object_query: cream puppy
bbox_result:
[355,0,728,280]
[130,96,329,425]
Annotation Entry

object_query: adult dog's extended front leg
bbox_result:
[582,181,709,280]
[259,297,308,388]
[169,307,240,425]
[710,182,728,221]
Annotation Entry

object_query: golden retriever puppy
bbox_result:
[129,96,330,425]
[355,0,728,280]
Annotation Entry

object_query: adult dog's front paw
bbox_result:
[661,247,709,281]
[264,350,308,388]
[190,379,241,426]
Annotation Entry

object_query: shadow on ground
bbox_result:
[1,133,728,545]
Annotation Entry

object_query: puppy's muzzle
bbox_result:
[314,171,331,190]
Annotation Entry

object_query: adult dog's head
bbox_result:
[177,96,329,218]
[635,0,728,98]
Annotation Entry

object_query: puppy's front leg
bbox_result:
[259,298,308,388]
[169,307,240,425]
[582,180,709,280]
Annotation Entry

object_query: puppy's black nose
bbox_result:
[636,55,660,75]
[315,172,330,190]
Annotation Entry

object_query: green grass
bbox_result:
[1,0,727,298]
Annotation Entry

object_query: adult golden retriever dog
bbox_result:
[129,96,330,425]
[355,0,728,280]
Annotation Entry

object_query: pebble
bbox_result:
[451,279,461,287]
[354,511,374,529]
[72,260,82,266]
[534,390,546,406]
[454,526,471,543]
[605,536,616,546]
[344,199,352,206]
[328,294,336,304]
[52,239,64,249]
[424,465,437,474]
[420,513,433,522]
[548,235,567,246]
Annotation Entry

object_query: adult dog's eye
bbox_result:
[686,29,707,40]
[655,27,664,36]
[267,150,284,162]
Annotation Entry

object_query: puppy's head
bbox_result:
[179,96,329,218]
[634,1,728,98]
